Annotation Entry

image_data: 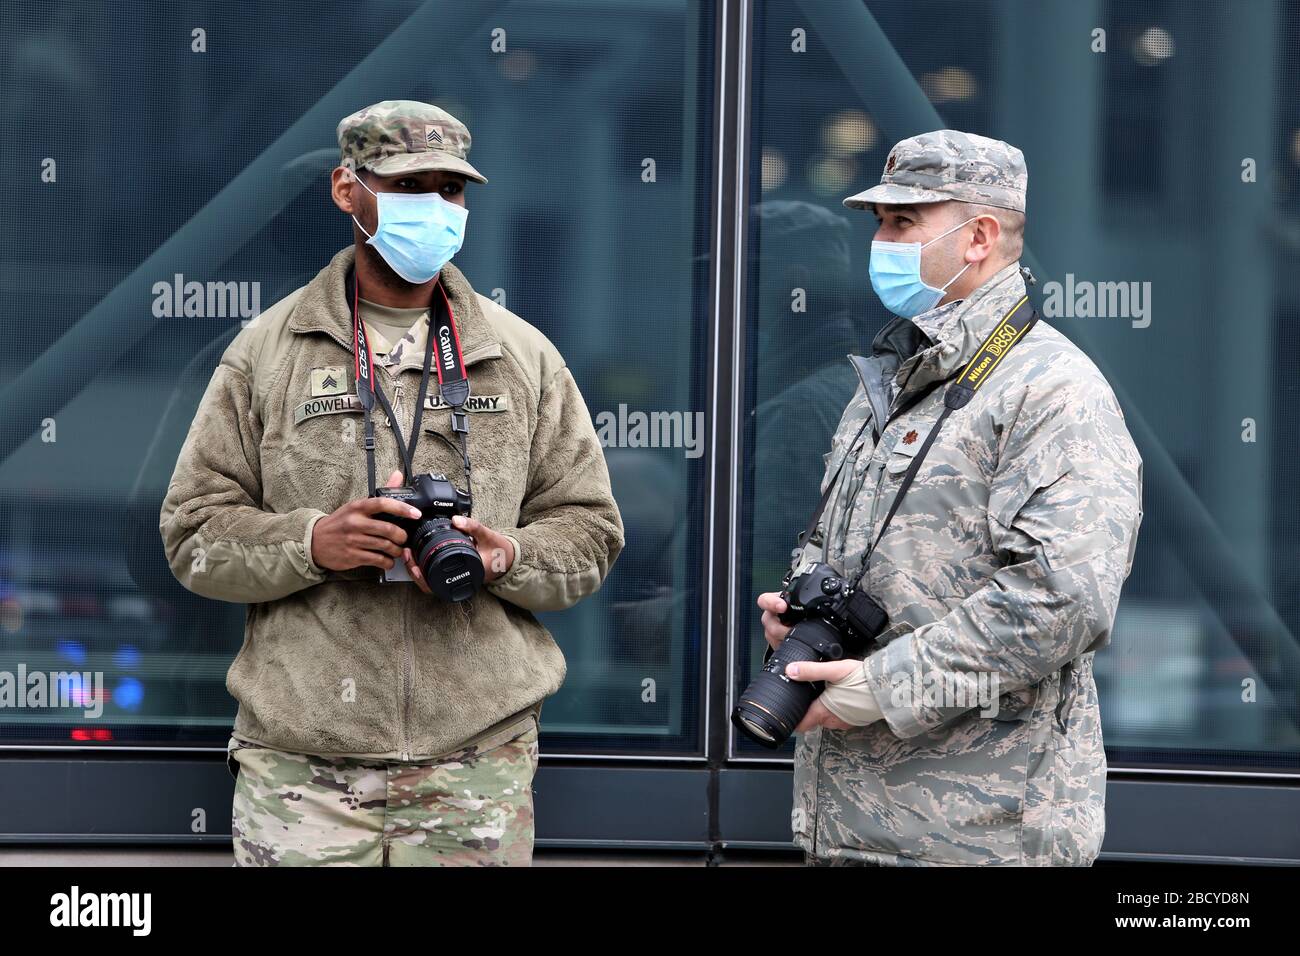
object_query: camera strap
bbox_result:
[430,280,474,498]
[860,296,1037,577]
[796,295,1038,579]
[349,269,471,496]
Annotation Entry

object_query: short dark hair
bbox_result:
[954,201,1025,261]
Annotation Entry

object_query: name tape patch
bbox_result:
[293,393,510,425]
[294,394,364,424]
[424,394,509,413]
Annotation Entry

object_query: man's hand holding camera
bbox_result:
[757,589,793,651]
[310,469,422,573]
[312,469,515,593]
[756,591,855,733]
[448,515,515,585]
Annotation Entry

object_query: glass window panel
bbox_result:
[736,0,1300,771]
[0,0,715,755]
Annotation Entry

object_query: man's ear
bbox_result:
[330,166,359,215]
[966,214,1001,264]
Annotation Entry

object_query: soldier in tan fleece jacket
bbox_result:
[160,100,623,866]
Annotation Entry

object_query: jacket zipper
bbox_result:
[856,382,929,572]
[812,736,824,856]
[834,452,874,566]
[825,357,885,566]
[401,585,414,762]
[316,327,498,762]
[814,383,902,854]
[391,372,415,762]
[863,456,890,559]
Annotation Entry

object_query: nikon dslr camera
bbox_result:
[730,561,889,748]
[374,472,483,602]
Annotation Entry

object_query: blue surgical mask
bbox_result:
[350,170,468,284]
[868,216,977,318]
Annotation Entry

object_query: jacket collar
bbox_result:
[288,246,501,364]
[890,261,1028,403]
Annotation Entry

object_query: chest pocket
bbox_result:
[884,420,934,475]
[820,413,873,488]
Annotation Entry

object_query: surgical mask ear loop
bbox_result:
[938,260,972,293]
[923,215,979,293]
[346,167,378,239]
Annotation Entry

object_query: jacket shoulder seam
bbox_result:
[262,289,312,411]
[474,293,565,392]
[224,287,306,417]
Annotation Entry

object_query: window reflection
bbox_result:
[0,0,715,755]
[736,0,1300,770]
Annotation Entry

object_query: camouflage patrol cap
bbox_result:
[843,130,1025,213]
[337,100,487,184]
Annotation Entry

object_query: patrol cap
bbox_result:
[337,99,487,184]
[843,130,1025,213]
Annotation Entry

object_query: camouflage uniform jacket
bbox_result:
[161,246,624,760]
[792,262,1143,866]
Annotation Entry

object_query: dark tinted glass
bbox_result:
[0,0,716,755]
[735,0,1300,772]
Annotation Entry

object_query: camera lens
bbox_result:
[731,618,842,749]
[412,518,484,602]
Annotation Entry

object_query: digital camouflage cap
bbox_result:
[843,130,1025,213]
[337,99,487,184]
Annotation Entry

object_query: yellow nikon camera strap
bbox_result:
[864,294,1037,566]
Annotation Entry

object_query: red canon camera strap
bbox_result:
[349,269,468,495]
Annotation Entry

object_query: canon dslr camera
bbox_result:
[731,561,889,748]
[374,472,483,602]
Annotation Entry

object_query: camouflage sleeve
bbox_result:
[160,336,329,604]
[860,384,1143,739]
[487,365,625,612]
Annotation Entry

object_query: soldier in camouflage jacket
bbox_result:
[758,131,1143,866]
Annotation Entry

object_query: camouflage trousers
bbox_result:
[226,720,539,867]
[803,852,883,867]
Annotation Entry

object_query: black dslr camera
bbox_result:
[374,472,482,602]
[731,562,889,748]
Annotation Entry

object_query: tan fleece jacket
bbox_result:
[160,246,624,759]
